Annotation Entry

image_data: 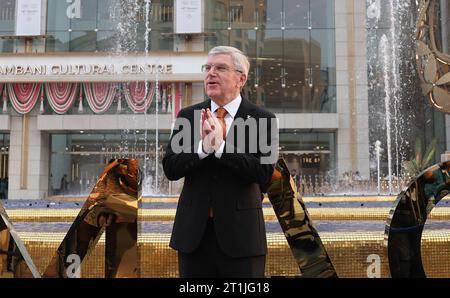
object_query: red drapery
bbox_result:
[174,82,182,117]
[2,82,178,115]
[83,82,117,114]
[0,83,5,112]
[123,82,155,113]
[7,83,41,114]
[45,83,79,114]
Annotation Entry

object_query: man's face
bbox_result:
[204,54,246,104]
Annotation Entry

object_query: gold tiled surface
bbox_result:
[421,231,450,278]
[140,196,398,203]
[6,207,450,222]
[8,196,450,277]
[14,231,450,278]
[50,195,398,203]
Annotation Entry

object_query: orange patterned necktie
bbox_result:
[216,107,228,139]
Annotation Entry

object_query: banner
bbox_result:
[16,0,42,36]
[175,0,202,33]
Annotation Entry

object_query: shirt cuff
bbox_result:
[214,141,225,159]
[197,140,209,159]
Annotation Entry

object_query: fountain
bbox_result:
[108,0,160,196]
[374,140,382,195]
[366,0,426,196]
[379,34,393,194]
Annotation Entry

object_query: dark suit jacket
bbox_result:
[162,97,276,258]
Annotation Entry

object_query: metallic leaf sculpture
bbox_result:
[43,158,141,278]
[0,204,40,277]
[416,0,450,113]
[385,161,450,277]
[266,158,337,278]
[0,159,141,278]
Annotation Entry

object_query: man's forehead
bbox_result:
[207,54,232,64]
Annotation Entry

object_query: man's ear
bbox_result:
[239,73,248,88]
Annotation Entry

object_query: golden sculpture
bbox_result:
[386,161,450,277]
[416,0,450,113]
[0,159,141,278]
[266,159,337,277]
[0,204,40,277]
[43,159,141,278]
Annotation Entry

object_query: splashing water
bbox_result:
[367,0,417,195]
[111,0,159,195]
[143,0,153,195]
[380,35,393,194]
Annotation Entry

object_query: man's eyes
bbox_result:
[216,66,228,71]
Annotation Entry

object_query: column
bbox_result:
[8,115,49,200]
[335,0,370,179]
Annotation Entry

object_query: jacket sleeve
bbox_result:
[162,108,204,181]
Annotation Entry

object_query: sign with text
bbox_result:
[0,64,173,76]
[175,0,202,34]
[301,154,321,168]
[16,0,42,36]
[0,54,207,82]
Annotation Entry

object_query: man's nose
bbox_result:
[206,72,217,79]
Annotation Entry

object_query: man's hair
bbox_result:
[208,46,250,76]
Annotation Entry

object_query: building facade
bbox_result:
[0,0,443,199]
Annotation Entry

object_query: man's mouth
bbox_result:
[207,81,219,86]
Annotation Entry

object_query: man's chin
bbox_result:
[206,93,220,101]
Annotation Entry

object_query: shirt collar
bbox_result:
[211,95,242,118]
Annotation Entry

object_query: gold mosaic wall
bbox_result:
[5,206,450,222]
[4,197,450,277]
[13,230,450,278]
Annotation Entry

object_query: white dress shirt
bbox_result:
[197,95,242,159]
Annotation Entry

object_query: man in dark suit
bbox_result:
[162,46,279,278]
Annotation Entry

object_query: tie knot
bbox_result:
[216,107,228,119]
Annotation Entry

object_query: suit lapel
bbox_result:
[234,97,254,120]
[224,97,256,153]
[202,99,212,110]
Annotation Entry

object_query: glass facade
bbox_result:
[48,130,335,196]
[49,131,171,196]
[204,0,336,113]
[46,0,174,52]
[0,0,15,52]
[279,130,336,177]
[42,0,336,113]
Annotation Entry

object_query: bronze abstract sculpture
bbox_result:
[266,159,337,278]
[0,159,140,278]
[416,0,450,113]
[386,161,450,277]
